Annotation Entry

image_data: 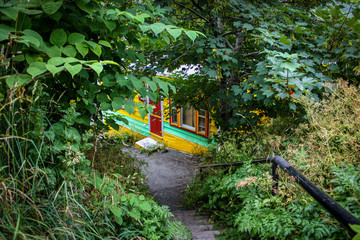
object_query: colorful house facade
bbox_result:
[110,94,218,154]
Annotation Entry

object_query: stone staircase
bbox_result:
[125,145,221,240]
[171,210,221,240]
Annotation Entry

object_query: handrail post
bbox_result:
[272,161,279,195]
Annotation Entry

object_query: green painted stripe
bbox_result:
[163,122,209,147]
[113,114,150,137]
[111,112,209,147]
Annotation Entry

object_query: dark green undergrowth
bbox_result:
[184,80,360,240]
[0,102,190,239]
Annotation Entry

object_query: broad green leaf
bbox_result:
[280,62,300,72]
[46,46,62,57]
[61,45,77,57]
[18,35,40,48]
[138,107,147,119]
[116,74,127,86]
[350,224,360,233]
[68,33,86,45]
[243,23,254,30]
[293,25,307,34]
[46,64,65,76]
[65,63,82,77]
[148,81,157,92]
[99,40,112,48]
[0,28,10,41]
[134,13,150,24]
[166,26,182,40]
[112,98,124,111]
[100,60,119,65]
[22,29,44,48]
[110,206,123,218]
[6,74,32,89]
[150,22,166,35]
[185,30,197,42]
[64,57,79,64]
[289,102,296,111]
[91,44,102,57]
[50,29,67,47]
[263,89,274,97]
[41,0,63,15]
[75,42,89,57]
[103,19,116,31]
[139,24,151,32]
[27,62,47,78]
[90,62,103,75]
[0,93,4,102]
[280,35,291,45]
[124,101,135,115]
[139,202,152,212]
[0,7,18,20]
[129,75,143,90]
[48,57,65,66]
[65,127,81,143]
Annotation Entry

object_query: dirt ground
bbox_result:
[124,146,199,210]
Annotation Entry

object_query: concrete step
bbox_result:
[135,137,163,151]
[171,210,220,240]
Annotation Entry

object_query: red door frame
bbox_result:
[148,99,163,137]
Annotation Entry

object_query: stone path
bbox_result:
[124,146,220,240]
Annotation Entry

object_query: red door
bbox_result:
[149,100,162,137]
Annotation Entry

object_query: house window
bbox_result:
[170,103,209,137]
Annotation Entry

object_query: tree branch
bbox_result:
[224,38,235,51]
[242,51,260,57]
[174,1,209,23]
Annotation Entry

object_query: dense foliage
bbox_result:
[151,0,360,130]
[0,0,200,238]
[184,80,360,239]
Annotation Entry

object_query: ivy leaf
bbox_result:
[65,63,82,77]
[68,33,86,45]
[6,74,33,89]
[90,62,103,76]
[50,29,67,47]
[41,0,63,15]
[150,22,166,35]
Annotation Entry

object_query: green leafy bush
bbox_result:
[185,80,360,239]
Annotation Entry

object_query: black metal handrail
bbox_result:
[198,155,360,236]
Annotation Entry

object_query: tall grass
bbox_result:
[0,87,190,239]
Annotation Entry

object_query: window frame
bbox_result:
[170,103,209,137]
